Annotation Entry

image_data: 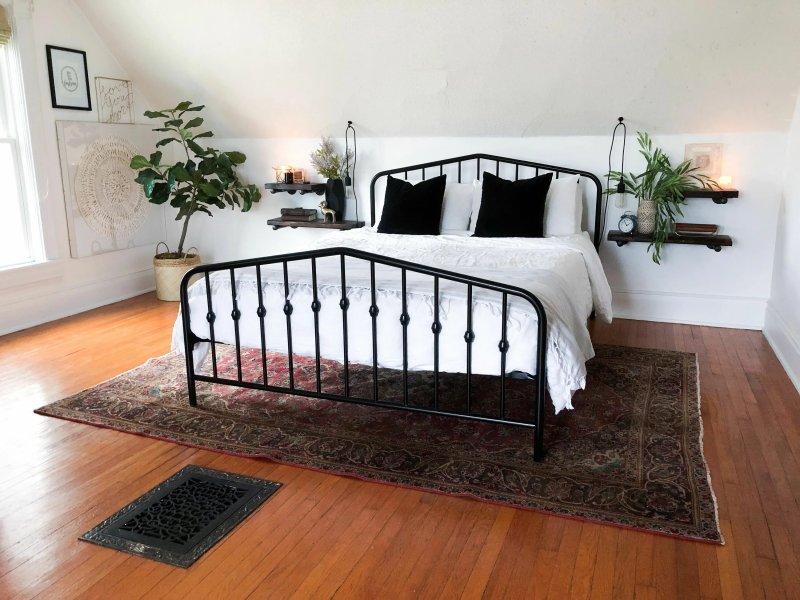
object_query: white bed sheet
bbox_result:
[172,230,612,413]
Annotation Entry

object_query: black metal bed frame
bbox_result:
[179,154,602,462]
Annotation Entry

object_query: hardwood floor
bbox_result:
[0,293,798,599]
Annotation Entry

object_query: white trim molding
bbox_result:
[763,302,800,393]
[612,289,767,330]
[0,266,155,335]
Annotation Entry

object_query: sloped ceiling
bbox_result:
[74,0,800,137]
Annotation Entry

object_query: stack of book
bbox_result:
[278,208,318,222]
[674,223,718,237]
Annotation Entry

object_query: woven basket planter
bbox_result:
[637,199,657,235]
[153,244,200,301]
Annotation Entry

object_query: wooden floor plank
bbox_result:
[0,294,798,599]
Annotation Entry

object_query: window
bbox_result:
[0,6,42,270]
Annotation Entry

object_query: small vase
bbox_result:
[325,178,346,220]
[637,199,657,234]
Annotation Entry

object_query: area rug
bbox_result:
[35,344,722,543]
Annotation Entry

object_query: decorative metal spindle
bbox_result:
[340,255,350,397]
[204,272,218,379]
[369,261,379,402]
[282,261,294,390]
[465,284,474,414]
[432,276,440,410]
[311,258,321,393]
[229,268,242,382]
[255,265,268,387]
[400,268,409,406]
[499,293,509,419]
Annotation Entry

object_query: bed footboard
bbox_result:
[179,247,548,461]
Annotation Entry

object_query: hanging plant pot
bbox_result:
[325,178,346,220]
[637,199,657,235]
[153,243,201,302]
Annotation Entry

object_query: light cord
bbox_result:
[602,117,627,239]
[345,120,358,223]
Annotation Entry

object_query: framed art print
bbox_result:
[684,143,722,180]
[46,45,91,111]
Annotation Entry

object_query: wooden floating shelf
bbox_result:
[607,230,732,252]
[268,218,365,231]
[264,183,326,196]
[682,189,739,204]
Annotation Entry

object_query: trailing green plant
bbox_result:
[309,136,353,180]
[130,101,261,257]
[607,131,718,264]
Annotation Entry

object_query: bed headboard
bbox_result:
[369,153,603,249]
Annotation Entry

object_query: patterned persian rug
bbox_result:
[35,344,721,543]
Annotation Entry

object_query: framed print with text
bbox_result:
[46,45,91,111]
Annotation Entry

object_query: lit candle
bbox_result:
[718,175,732,189]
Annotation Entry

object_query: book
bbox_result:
[674,223,718,236]
[278,213,318,222]
[280,207,317,217]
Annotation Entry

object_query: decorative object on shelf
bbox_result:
[279,207,317,222]
[272,166,304,184]
[319,199,337,223]
[46,45,91,110]
[95,77,133,124]
[717,174,733,189]
[618,211,637,234]
[674,223,718,237]
[607,132,718,264]
[55,121,164,258]
[129,100,261,301]
[637,199,657,234]
[310,136,352,220]
[684,143,723,180]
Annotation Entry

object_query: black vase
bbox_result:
[325,178,346,220]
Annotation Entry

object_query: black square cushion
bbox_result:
[472,171,553,237]
[377,174,446,235]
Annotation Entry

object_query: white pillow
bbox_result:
[469,179,482,234]
[544,175,582,236]
[405,179,473,232]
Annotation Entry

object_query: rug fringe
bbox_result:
[695,353,725,545]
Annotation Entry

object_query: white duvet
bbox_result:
[172,230,612,413]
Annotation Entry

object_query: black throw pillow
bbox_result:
[472,171,553,238]
[377,174,447,235]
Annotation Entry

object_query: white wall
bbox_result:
[0,0,159,336]
[176,132,784,330]
[764,95,800,391]
[74,0,800,138]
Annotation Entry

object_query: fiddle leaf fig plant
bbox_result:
[607,131,718,264]
[130,100,261,256]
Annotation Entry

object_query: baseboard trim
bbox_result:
[763,303,800,393]
[612,289,766,330]
[0,268,155,336]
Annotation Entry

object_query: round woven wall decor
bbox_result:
[74,135,149,240]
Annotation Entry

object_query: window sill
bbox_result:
[0,259,64,290]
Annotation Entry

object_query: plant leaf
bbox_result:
[130,155,151,170]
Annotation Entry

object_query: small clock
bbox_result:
[618,212,637,234]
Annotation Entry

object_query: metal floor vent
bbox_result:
[80,465,281,568]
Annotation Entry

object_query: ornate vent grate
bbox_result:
[80,465,281,568]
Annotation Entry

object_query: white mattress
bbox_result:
[172,230,612,413]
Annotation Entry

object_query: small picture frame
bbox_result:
[46,45,91,111]
[684,143,722,180]
[95,77,133,123]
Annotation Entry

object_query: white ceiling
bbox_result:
[74,0,800,138]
